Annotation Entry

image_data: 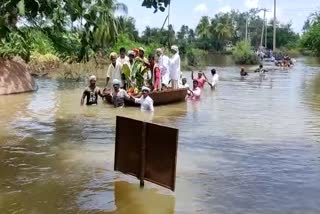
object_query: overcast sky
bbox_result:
[120,0,320,34]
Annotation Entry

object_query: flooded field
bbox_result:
[1,56,320,213]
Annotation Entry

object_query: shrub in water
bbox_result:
[232,41,259,65]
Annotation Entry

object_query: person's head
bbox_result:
[193,79,198,89]
[171,45,179,54]
[198,71,203,79]
[120,47,126,59]
[112,79,121,92]
[110,52,118,64]
[211,68,216,76]
[156,48,163,57]
[133,48,139,57]
[139,47,145,58]
[241,67,245,72]
[182,78,187,85]
[128,51,135,61]
[148,54,155,64]
[259,64,263,69]
[89,75,97,87]
[141,86,150,98]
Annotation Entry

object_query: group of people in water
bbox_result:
[80,45,220,111]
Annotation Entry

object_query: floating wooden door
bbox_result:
[114,116,178,191]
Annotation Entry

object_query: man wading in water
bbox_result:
[110,79,130,108]
[81,75,104,106]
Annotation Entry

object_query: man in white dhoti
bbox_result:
[169,45,181,89]
[156,48,170,87]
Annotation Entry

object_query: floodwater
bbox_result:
[1,56,320,214]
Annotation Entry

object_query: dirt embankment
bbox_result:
[0,59,37,95]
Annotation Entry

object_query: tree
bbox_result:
[141,0,170,13]
[117,16,139,41]
[301,12,320,56]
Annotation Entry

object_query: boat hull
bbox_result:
[104,88,188,106]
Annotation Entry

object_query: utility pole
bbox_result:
[167,2,171,49]
[245,18,248,41]
[265,18,268,48]
[273,0,277,51]
[260,9,267,48]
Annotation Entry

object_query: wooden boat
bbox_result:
[104,88,188,106]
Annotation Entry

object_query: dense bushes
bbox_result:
[300,21,320,56]
[232,41,259,65]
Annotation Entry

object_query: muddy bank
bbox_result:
[0,59,37,95]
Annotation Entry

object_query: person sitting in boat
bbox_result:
[180,78,189,89]
[188,80,201,100]
[240,67,249,77]
[109,79,130,108]
[81,75,104,106]
[192,70,209,89]
[208,68,219,89]
[149,55,161,91]
[255,64,268,74]
[132,86,154,112]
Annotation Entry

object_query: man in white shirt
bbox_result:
[133,86,154,112]
[169,45,181,89]
[210,69,219,89]
[116,47,129,67]
[156,48,170,87]
[106,52,123,88]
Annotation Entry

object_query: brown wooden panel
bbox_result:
[114,116,143,178]
[144,123,178,191]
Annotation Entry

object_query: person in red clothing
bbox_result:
[191,70,209,89]
[149,55,161,91]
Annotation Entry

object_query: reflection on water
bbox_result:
[1,57,320,213]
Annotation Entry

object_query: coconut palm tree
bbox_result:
[196,16,211,39]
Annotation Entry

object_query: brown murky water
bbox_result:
[1,56,320,214]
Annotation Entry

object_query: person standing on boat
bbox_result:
[127,51,135,69]
[188,80,201,100]
[169,45,181,89]
[81,75,104,106]
[192,71,208,89]
[123,50,136,88]
[156,48,170,87]
[149,55,161,91]
[117,47,129,67]
[132,86,154,112]
[110,79,130,108]
[106,52,123,89]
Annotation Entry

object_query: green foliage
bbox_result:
[0,31,30,61]
[300,13,320,56]
[131,60,148,89]
[232,41,259,65]
[27,29,56,55]
[141,0,170,13]
[186,48,207,68]
[111,34,141,53]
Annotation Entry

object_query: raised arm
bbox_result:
[191,70,194,80]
